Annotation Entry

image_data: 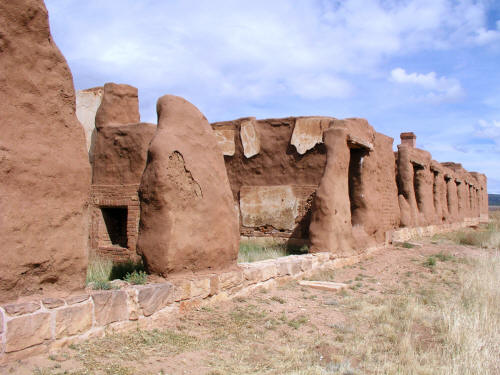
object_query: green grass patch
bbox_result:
[86,254,147,287]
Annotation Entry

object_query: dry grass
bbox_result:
[238,240,308,263]
[435,211,500,249]
[338,252,500,374]
[25,218,500,375]
[86,253,146,288]
[85,253,113,285]
[30,248,499,375]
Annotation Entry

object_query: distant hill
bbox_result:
[489,194,500,206]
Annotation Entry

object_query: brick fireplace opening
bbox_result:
[99,206,128,248]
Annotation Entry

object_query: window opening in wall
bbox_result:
[412,163,424,213]
[100,206,128,248]
[348,147,368,226]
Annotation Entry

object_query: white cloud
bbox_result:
[472,20,500,45]
[476,119,500,146]
[390,68,464,101]
[45,0,494,106]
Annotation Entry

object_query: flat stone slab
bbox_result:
[298,281,347,292]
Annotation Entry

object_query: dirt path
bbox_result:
[3,239,492,375]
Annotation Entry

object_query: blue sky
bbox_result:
[45,0,500,193]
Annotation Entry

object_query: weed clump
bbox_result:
[124,270,148,285]
[424,256,436,267]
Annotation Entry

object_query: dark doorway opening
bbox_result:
[412,163,424,212]
[432,170,439,215]
[349,147,368,226]
[445,176,452,216]
[101,207,128,248]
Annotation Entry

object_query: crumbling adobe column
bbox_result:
[137,95,239,276]
[432,169,445,223]
[309,128,354,255]
[477,174,489,223]
[439,174,450,222]
[95,83,140,128]
[445,177,459,221]
[456,180,466,220]
[414,166,435,225]
[396,145,419,227]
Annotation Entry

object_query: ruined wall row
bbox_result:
[391,134,487,229]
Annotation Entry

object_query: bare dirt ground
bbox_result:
[2,237,497,375]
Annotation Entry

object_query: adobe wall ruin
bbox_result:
[0,0,489,363]
[83,90,488,259]
[90,83,156,262]
[136,95,239,276]
[0,0,91,303]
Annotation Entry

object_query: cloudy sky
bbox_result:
[45,0,500,193]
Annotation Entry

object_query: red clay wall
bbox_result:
[89,87,156,261]
[211,117,330,241]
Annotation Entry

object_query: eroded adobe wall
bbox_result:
[471,172,489,222]
[354,131,400,245]
[137,95,239,276]
[89,83,156,261]
[211,117,331,240]
[309,119,400,253]
[76,87,103,160]
[309,128,354,254]
[213,116,401,252]
[0,0,91,303]
[396,135,486,229]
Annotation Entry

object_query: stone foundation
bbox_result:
[0,218,478,364]
[390,217,480,242]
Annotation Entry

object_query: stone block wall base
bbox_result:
[0,218,482,364]
[391,218,480,243]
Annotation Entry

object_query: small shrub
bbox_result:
[270,296,286,304]
[434,252,454,262]
[287,316,307,329]
[424,257,436,267]
[402,242,415,249]
[124,270,148,285]
[110,260,146,280]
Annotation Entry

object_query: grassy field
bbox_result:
[433,210,500,249]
